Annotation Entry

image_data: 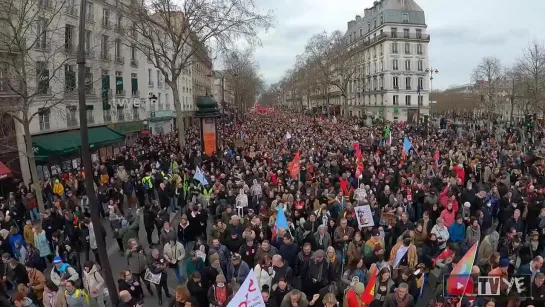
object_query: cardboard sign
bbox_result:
[381,212,397,227]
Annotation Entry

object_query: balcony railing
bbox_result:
[116,89,126,96]
[101,52,111,61]
[64,87,77,96]
[102,18,111,29]
[115,56,124,64]
[85,87,95,95]
[132,90,139,97]
[130,59,138,67]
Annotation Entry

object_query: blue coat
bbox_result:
[8,234,25,257]
[448,223,465,243]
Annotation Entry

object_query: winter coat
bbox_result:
[9,233,25,256]
[27,268,46,301]
[23,225,34,246]
[83,264,105,298]
[226,260,250,285]
[126,250,148,274]
[42,290,67,307]
[163,242,185,267]
[50,263,79,286]
[477,231,499,266]
[34,230,51,257]
[280,290,309,307]
[254,263,274,290]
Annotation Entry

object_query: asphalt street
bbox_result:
[44,208,214,307]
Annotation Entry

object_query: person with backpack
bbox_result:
[64,280,89,307]
[82,261,105,307]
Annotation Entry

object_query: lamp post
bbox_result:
[209,71,237,139]
[425,67,438,121]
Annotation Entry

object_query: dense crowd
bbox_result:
[0,111,544,307]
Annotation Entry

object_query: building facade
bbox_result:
[211,70,234,112]
[299,0,432,122]
[192,41,213,113]
[2,0,194,182]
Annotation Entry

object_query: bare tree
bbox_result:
[0,0,74,212]
[515,41,545,113]
[503,67,532,122]
[327,31,357,118]
[304,31,336,113]
[223,48,263,113]
[471,56,505,116]
[126,0,273,148]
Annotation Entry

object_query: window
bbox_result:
[403,28,409,38]
[374,19,376,29]
[349,34,352,43]
[156,70,160,86]
[101,35,109,59]
[115,39,121,59]
[84,30,91,52]
[132,107,139,120]
[64,64,76,93]
[38,109,50,131]
[392,59,398,70]
[65,25,74,52]
[66,106,78,127]
[165,93,169,108]
[391,28,397,38]
[84,66,93,92]
[380,60,383,71]
[158,93,162,109]
[117,107,125,121]
[393,76,399,89]
[393,95,399,106]
[36,61,49,94]
[417,60,423,71]
[405,60,411,71]
[405,76,411,89]
[148,69,152,86]
[405,95,411,106]
[131,73,138,96]
[86,2,93,22]
[418,77,424,90]
[404,43,410,54]
[359,29,362,37]
[416,29,422,39]
[417,44,423,54]
[392,42,398,53]
[418,95,423,106]
[102,8,110,27]
[380,15,383,24]
[402,13,409,23]
[130,44,136,60]
[117,14,123,31]
[36,18,48,49]
[368,23,370,32]
[86,106,94,124]
[103,109,111,123]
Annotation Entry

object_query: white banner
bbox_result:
[227,269,266,307]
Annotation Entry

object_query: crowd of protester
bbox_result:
[0,111,545,307]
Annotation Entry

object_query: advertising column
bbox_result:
[202,118,217,156]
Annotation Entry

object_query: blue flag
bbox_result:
[275,206,289,230]
[403,137,413,152]
[193,166,209,186]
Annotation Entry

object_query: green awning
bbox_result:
[32,127,124,160]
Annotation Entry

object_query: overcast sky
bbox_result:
[252,0,545,90]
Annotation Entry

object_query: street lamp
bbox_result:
[208,71,238,138]
[424,67,439,122]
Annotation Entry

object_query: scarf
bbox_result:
[394,291,410,307]
[328,253,336,264]
[48,291,57,307]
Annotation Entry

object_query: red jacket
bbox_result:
[452,164,465,184]
[440,208,456,227]
[345,289,364,307]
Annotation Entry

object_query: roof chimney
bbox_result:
[355,15,362,22]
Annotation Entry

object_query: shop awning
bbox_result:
[0,162,12,180]
[33,127,125,160]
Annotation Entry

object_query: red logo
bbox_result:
[446,275,474,297]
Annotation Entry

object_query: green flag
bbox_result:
[384,125,391,139]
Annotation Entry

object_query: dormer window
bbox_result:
[360,28,363,37]
[402,12,409,23]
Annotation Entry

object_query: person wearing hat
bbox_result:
[301,249,333,298]
[343,281,364,307]
[50,256,79,288]
[208,274,233,307]
[226,253,250,286]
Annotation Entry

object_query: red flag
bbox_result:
[362,264,377,304]
[352,142,360,152]
[287,151,301,180]
[355,149,364,178]
[433,149,440,169]
[433,247,454,266]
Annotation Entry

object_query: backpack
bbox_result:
[65,289,90,306]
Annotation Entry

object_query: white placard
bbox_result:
[144,269,162,285]
[227,269,266,307]
[355,205,375,228]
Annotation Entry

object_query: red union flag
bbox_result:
[227,269,265,307]
[288,151,301,180]
[355,148,364,178]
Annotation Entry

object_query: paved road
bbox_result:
[45,208,213,306]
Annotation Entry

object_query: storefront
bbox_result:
[31,127,125,180]
[149,110,174,135]
[108,120,148,144]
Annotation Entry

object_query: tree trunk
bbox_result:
[168,81,185,148]
[23,119,46,213]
